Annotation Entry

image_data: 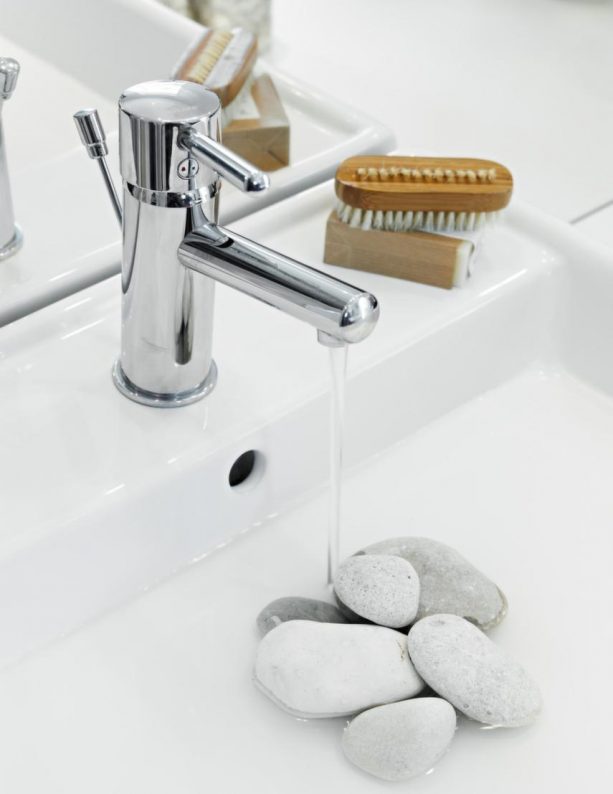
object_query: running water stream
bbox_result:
[327,343,348,586]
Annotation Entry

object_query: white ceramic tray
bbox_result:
[0,0,393,326]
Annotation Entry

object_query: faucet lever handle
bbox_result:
[73,108,122,227]
[0,57,19,101]
[179,127,270,194]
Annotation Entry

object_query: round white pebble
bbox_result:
[360,537,507,630]
[334,554,420,628]
[408,614,542,727]
[342,698,457,781]
[254,620,424,718]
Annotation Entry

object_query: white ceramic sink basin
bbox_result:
[0,182,611,790]
[0,0,393,325]
[0,368,609,793]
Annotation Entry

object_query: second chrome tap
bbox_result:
[0,57,22,261]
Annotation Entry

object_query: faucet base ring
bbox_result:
[112,360,218,408]
[0,225,23,261]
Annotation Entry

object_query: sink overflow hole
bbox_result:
[229,450,260,488]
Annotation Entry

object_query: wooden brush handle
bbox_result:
[336,156,513,213]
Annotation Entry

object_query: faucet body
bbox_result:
[117,180,218,405]
[0,57,21,260]
[81,80,378,407]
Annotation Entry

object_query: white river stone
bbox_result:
[334,554,420,628]
[256,596,348,635]
[342,698,457,782]
[408,614,542,727]
[360,536,507,630]
[334,593,372,624]
[254,620,424,718]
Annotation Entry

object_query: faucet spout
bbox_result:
[178,224,379,345]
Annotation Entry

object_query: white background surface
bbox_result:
[0,2,612,790]
[270,0,613,224]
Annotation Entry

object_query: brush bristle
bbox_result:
[335,201,501,233]
[183,31,234,84]
[354,166,497,184]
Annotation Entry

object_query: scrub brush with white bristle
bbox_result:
[324,155,513,290]
[335,156,512,236]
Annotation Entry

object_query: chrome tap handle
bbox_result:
[179,127,269,194]
[0,57,19,101]
[73,108,122,227]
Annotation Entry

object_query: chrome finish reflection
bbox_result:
[0,57,21,260]
[179,225,379,344]
[76,80,379,408]
[179,127,270,193]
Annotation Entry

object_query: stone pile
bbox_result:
[253,537,541,782]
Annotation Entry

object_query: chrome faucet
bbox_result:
[0,57,22,260]
[75,80,378,408]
